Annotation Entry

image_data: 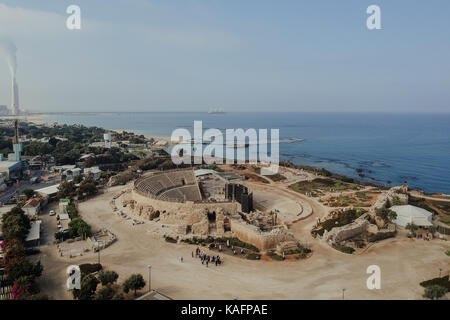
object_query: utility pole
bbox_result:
[148,265,152,292]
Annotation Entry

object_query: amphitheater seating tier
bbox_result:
[135,170,202,202]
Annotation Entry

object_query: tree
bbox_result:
[1,207,31,242]
[77,179,98,199]
[375,208,397,222]
[23,189,35,200]
[68,218,91,238]
[57,181,76,199]
[2,240,43,282]
[94,285,116,300]
[72,274,99,300]
[391,196,401,206]
[423,285,447,300]
[6,258,43,282]
[123,274,146,296]
[98,270,119,286]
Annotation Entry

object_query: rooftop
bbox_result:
[35,184,60,196]
[0,161,20,169]
[25,220,41,242]
[24,198,40,208]
[136,290,172,300]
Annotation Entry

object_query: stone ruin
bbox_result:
[107,170,140,187]
[323,186,407,246]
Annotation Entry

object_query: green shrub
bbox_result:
[215,237,259,252]
[368,232,396,243]
[79,263,103,275]
[284,247,311,255]
[246,253,261,260]
[267,251,284,261]
[332,244,355,254]
[54,231,70,241]
[164,236,177,243]
[446,250,450,256]
[420,275,450,291]
[423,285,447,300]
[66,203,78,219]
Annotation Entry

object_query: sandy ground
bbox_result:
[35,185,450,300]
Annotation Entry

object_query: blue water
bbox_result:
[43,112,450,194]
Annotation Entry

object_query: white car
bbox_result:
[49,210,56,216]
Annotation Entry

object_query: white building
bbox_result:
[35,184,60,198]
[391,205,433,227]
[22,198,41,217]
[25,220,41,246]
[84,167,102,180]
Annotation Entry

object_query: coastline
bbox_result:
[3,114,449,197]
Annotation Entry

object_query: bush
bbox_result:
[332,243,355,254]
[420,275,450,291]
[98,270,119,286]
[66,204,78,219]
[267,251,284,261]
[284,247,311,255]
[375,208,397,222]
[54,231,70,241]
[423,285,447,300]
[79,263,103,276]
[368,232,396,243]
[94,285,116,300]
[164,236,177,243]
[246,253,261,260]
[215,237,259,252]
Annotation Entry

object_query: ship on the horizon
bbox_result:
[208,108,226,114]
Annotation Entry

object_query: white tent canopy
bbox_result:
[390,205,433,227]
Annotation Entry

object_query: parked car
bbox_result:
[49,210,56,216]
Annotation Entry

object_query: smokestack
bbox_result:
[0,37,19,115]
[11,76,19,115]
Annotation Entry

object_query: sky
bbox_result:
[0,0,449,113]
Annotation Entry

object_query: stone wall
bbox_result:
[324,216,369,243]
[131,189,239,218]
[230,219,297,251]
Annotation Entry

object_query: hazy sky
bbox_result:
[0,0,449,113]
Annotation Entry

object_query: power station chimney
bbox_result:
[10,76,20,115]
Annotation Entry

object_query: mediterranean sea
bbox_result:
[42,112,450,194]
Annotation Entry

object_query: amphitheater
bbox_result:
[118,169,301,252]
[134,169,202,202]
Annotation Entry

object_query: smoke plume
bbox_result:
[0,36,17,76]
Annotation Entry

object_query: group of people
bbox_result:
[193,247,222,267]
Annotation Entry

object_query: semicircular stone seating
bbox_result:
[136,170,202,202]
